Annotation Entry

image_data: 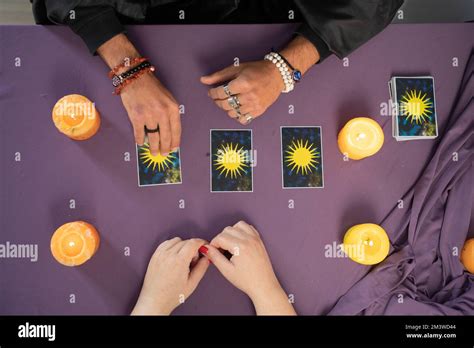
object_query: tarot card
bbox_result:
[391,76,438,140]
[281,126,324,189]
[210,129,253,192]
[136,143,182,187]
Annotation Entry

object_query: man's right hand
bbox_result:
[120,72,181,156]
[97,34,181,156]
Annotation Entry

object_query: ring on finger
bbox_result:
[243,113,253,124]
[232,108,242,120]
[227,95,241,109]
[223,83,232,97]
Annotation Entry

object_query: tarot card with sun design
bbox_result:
[136,144,182,187]
[390,76,438,141]
[210,129,253,192]
[281,126,323,189]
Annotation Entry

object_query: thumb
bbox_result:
[188,257,209,289]
[205,244,233,278]
[200,65,240,85]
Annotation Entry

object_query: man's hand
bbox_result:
[201,60,284,125]
[120,73,181,156]
[201,35,320,124]
[97,34,181,156]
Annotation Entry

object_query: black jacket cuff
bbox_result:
[67,6,125,55]
[294,23,332,63]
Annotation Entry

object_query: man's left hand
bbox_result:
[201,60,285,125]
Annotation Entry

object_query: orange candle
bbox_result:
[51,221,100,266]
[342,223,390,265]
[461,238,474,274]
[52,94,100,140]
[338,117,384,160]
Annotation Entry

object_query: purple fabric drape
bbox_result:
[329,50,474,315]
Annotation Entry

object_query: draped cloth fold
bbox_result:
[329,51,474,315]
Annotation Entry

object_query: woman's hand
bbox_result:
[201,60,284,125]
[121,73,181,156]
[131,238,209,315]
[202,221,296,315]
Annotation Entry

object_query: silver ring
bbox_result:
[244,114,253,124]
[230,108,242,120]
[227,95,241,109]
[223,83,232,97]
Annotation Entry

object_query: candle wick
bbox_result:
[69,241,75,247]
[363,239,374,247]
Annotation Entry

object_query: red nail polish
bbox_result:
[199,246,208,255]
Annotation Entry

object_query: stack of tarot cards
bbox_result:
[388,76,438,141]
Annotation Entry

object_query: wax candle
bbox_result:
[461,238,474,274]
[342,223,390,265]
[52,94,100,140]
[338,117,384,160]
[50,221,100,266]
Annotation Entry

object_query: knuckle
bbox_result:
[170,103,179,114]
[236,220,247,227]
[248,92,258,102]
[190,238,201,244]
[238,78,250,90]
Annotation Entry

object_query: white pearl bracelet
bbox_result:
[264,52,294,93]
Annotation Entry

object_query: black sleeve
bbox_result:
[31,0,125,55]
[293,0,404,62]
[66,6,125,55]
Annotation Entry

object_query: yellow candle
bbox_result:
[52,94,100,140]
[50,221,100,267]
[342,223,390,265]
[338,117,384,160]
[461,238,474,274]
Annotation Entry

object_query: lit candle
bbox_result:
[338,117,384,160]
[461,238,474,274]
[52,94,100,140]
[342,223,390,265]
[50,221,100,266]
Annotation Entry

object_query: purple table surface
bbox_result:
[0,23,473,315]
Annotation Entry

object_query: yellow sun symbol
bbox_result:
[285,139,319,175]
[139,144,176,171]
[214,142,249,179]
[400,89,433,124]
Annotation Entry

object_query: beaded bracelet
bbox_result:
[264,52,294,93]
[113,66,154,95]
[108,57,147,78]
[111,60,155,95]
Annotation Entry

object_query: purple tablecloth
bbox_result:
[0,23,473,315]
[329,50,474,315]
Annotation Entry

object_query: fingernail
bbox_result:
[198,245,208,255]
[162,152,169,157]
[171,147,180,153]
